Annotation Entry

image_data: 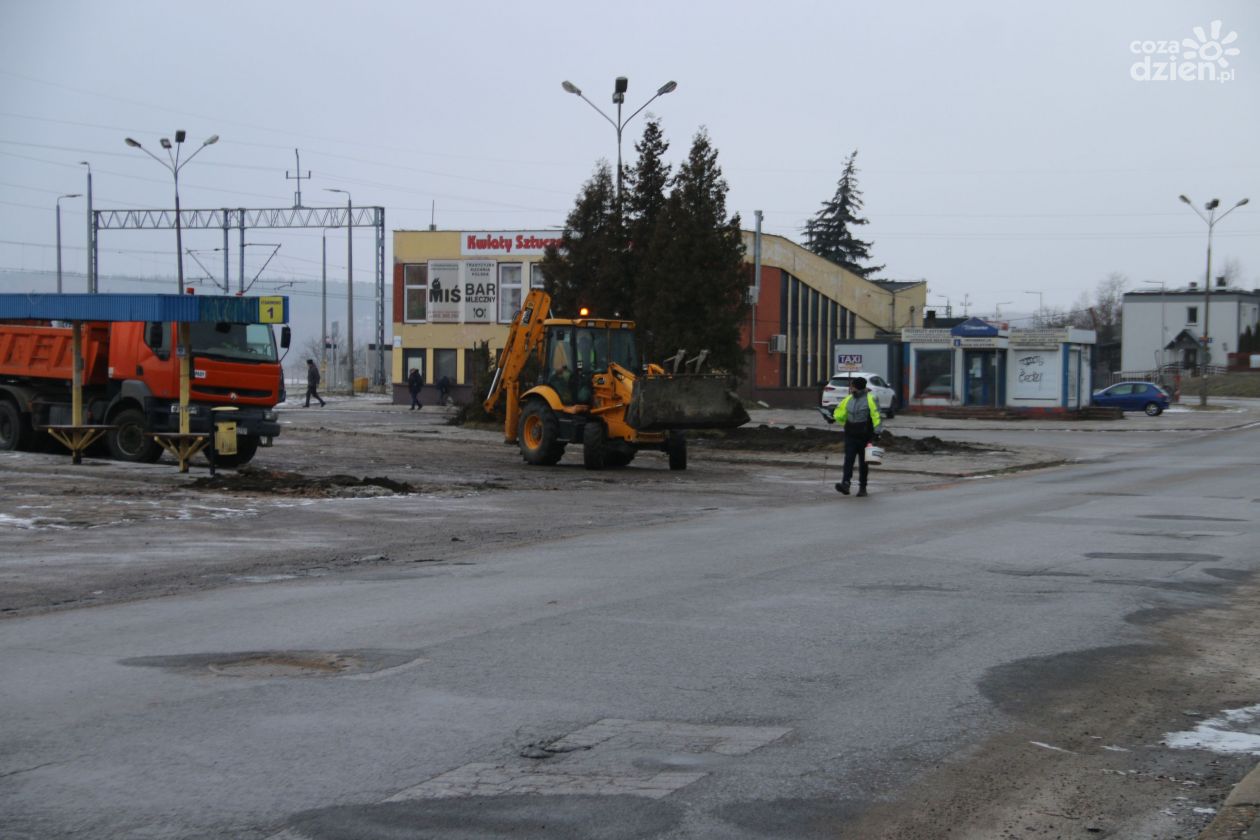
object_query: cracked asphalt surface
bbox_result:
[2,397,1259,839]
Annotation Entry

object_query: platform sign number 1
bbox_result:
[259,296,283,324]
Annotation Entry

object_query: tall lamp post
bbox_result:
[326,188,354,392]
[124,131,219,293]
[561,77,677,200]
[1178,195,1249,406]
[55,193,82,293]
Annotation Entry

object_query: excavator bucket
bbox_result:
[626,374,750,431]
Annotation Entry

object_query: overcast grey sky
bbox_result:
[1,0,1257,326]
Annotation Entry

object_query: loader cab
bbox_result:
[541,322,637,405]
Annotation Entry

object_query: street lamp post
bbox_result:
[124,132,219,293]
[1178,194,1250,406]
[561,77,677,200]
[55,193,82,293]
[326,189,354,392]
[994,301,1012,320]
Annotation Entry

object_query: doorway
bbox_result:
[963,350,1004,406]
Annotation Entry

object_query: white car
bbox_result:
[821,372,897,417]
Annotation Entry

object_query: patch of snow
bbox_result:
[1029,741,1075,754]
[1164,704,1260,755]
[1102,745,1130,752]
[1193,807,1217,815]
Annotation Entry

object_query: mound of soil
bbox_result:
[189,469,415,497]
[697,425,989,455]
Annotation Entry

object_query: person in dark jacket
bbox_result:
[408,368,424,410]
[305,359,325,408]
[437,375,452,405]
[830,376,882,496]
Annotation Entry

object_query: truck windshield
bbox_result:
[190,323,278,363]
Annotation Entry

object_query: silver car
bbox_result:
[821,372,897,417]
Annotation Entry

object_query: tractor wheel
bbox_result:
[604,450,635,468]
[107,407,162,463]
[667,430,687,471]
[582,420,608,469]
[0,400,32,451]
[519,401,563,466]
[213,436,259,469]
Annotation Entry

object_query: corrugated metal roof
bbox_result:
[0,294,289,324]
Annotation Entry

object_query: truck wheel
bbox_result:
[107,408,161,463]
[0,401,32,451]
[213,436,259,468]
[519,401,563,466]
[582,421,607,470]
[667,430,687,471]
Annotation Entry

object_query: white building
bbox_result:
[1121,284,1260,372]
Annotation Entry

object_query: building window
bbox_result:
[530,263,546,289]
[404,264,427,322]
[915,349,952,398]
[434,348,458,385]
[499,263,523,323]
[404,350,425,381]
[1186,306,1198,325]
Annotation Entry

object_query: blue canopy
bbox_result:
[0,293,289,324]
[950,317,1000,337]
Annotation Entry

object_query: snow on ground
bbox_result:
[1164,704,1260,755]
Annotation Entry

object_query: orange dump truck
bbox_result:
[0,320,286,465]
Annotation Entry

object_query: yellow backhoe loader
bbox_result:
[483,289,749,470]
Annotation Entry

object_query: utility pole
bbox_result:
[56,193,81,293]
[286,149,310,208]
[326,189,354,391]
[78,162,94,292]
[321,230,328,384]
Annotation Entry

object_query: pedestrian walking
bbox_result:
[831,376,882,497]
[304,359,326,408]
[408,367,424,410]
[437,375,452,406]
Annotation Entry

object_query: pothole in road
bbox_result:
[121,648,426,679]
[207,651,359,678]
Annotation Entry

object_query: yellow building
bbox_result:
[392,228,926,406]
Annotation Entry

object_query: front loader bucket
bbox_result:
[627,374,750,432]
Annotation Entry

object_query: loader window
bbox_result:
[608,330,636,371]
[546,328,574,402]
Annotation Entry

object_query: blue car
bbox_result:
[1091,381,1171,416]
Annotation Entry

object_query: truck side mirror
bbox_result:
[280,326,291,349]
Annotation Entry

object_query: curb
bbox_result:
[1197,761,1260,840]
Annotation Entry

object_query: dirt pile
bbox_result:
[697,425,990,455]
[189,469,416,498]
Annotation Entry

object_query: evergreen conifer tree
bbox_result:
[804,150,884,279]
[625,119,671,324]
[638,129,747,373]
[539,163,625,316]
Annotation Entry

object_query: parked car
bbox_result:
[821,372,896,417]
[1091,381,1170,416]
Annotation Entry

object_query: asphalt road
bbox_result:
[2,414,1259,839]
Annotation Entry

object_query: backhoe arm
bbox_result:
[483,288,550,442]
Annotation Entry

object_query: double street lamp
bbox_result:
[561,77,677,200]
[124,131,219,293]
[55,193,82,293]
[1178,194,1250,406]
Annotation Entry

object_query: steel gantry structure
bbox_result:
[92,205,387,386]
